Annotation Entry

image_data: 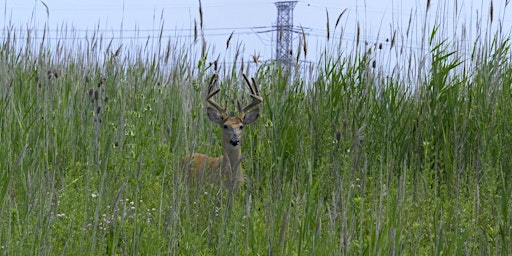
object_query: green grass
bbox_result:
[1,6,512,255]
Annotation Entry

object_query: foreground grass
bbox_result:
[1,16,512,256]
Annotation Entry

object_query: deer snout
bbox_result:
[229,138,240,146]
[229,133,241,146]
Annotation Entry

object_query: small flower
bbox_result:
[91,193,97,198]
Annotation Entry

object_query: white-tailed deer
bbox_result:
[183,74,262,191]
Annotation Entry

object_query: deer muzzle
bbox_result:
[229,137,240,146]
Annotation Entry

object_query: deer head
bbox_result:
[206,74,262,150]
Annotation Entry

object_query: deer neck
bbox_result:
[222,143,242,174]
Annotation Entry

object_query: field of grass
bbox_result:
[1,4,512,255]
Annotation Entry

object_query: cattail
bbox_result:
[165,39,171,62]
[252,54,260,64]
[490,1,494,23]
[296,39,301,64]
[390,31,396,49]
[335,9,347,30]
[198,0,203,30]
[326,9,330,41]
[226,31,234,49]
[301,26,307,58]
[98,77,105,87]
[193,19,198,42]
[114,45,122,57]
[201,37,206,58]
[356,23,360,48]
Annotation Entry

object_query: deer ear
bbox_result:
[243,108,259,125]
[207,107,225,125]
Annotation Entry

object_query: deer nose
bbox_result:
[229,139,240,146]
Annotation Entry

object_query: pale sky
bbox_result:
[2,0,511,68]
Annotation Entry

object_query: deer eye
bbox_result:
[239,125,244,130]
[223,124,228,130]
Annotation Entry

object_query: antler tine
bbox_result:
[239,74,263,115]
[207,75,228,116]
[246,76,260,96]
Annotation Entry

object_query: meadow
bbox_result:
[1,4,512,255]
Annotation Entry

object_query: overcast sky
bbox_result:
[2,0,511,66]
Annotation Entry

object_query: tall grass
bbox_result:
[1,2,511,255]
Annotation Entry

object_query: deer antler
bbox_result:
[238,74,263,118]
[207,74,228,118]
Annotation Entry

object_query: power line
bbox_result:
[1,26,274,34]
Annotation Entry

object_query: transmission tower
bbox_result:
[274,1,297,67]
